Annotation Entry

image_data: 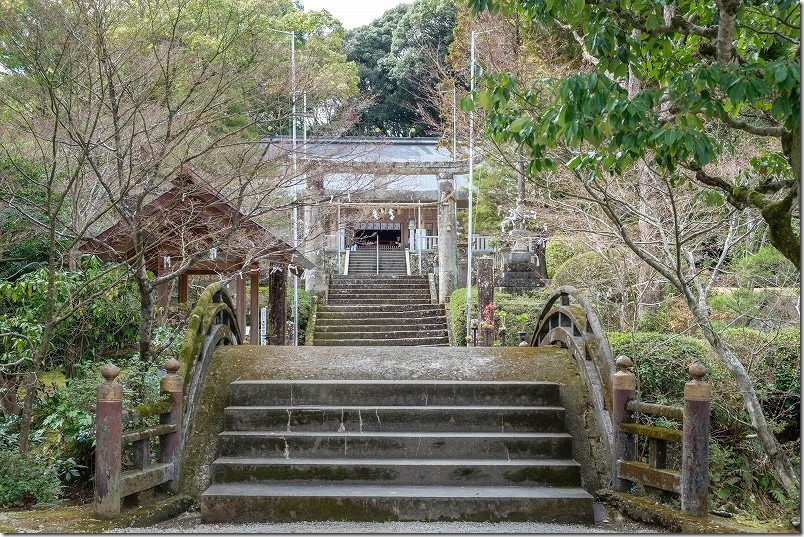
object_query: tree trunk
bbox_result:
[688,298,799,494]
[135,271,155,363]
[0,373,22,416]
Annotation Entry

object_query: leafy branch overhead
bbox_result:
[465,0,800,269]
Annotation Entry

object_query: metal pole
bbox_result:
[452,82,457,158]
[337,202,342,275]
[290,31,298,347]
[417,201,422,274]
[465,31,476,344]
[376,233,379,275]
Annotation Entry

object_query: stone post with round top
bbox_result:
[681,362,710,516]
[95,364,123,519]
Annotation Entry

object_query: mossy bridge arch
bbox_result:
[163,282,709,520]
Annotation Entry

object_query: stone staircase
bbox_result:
[200,379,594,523]
[313,275,449,346]
[347,249,407,275]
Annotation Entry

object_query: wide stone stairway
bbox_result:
[200,372,594,523]
[313,275,449,346]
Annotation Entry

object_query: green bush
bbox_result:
[494,290,550,345]
[287,287,312,343]
[607,331,711,402]
[551,250,616,292]
[544,235,589,278]
[730,246,799,287]
[636,297,697,335]
[449,287,477,347]
[0,450,61,507]
[719,328,800,438]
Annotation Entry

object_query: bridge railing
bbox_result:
[95,359,183,519]
[613,356,710,516]
[532,286,710,516]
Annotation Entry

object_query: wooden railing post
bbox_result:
[159,358,183,493]
[95,364,123,519]
[681,362,710,516]
[612,355,636,492]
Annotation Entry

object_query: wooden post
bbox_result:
[268,265,287,345]
[159,358,183,493]
[235,274,246,338]
[612,355,636,492]
[95,364,123,519]
[178,273,189,305]
[681,362,710,516]
[249,270,260,345]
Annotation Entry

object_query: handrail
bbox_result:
[613,357,710,515]
[95,359,183,519]
[627,400,684,421]
[531,285,615,479]
[531,287,710,517]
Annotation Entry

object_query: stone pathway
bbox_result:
[109,502,667,533]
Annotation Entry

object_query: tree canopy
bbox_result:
[466,0,800,269]
[345,0,457,135]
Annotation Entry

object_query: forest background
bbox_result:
[0,0,799,528]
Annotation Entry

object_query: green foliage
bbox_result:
[708,289,799,330]
[730,246,799,287]
[493,290,550,345]
[636,297,697,335]
[550,250,612,292]
[467,0,801,268]
[0,261,140,389]
[287,287,312,343]
[0,450,61,507]
[607,331,710,402]
[719,328,800,438]
[544,235,588,278]
[449,287,477,346]
[609,327,801,516]
[345,0,456,134]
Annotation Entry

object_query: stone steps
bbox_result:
[222,405,567,432]
[201,483,594,523]
[200,379,594,523]
[210,457,582,487]
[314,274,448,346]
[346,250,408,276]
[312,337,451,346]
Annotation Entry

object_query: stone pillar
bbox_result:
[612,356,636,492]
[681,363,710,516]
[268,266,287,345]
[303,176,327,297]
[249,271,260,345]
[477,256,494,346]
[159,359,183,493]
[95,364,122,519]
[437,172,458,303]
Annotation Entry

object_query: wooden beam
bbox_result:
[618,461,681,494]
[249,271,260,345]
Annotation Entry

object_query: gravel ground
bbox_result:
[110,502,666,533]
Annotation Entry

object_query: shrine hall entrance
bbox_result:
[353,221,403,250]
